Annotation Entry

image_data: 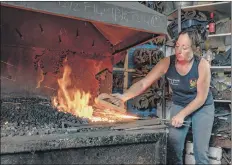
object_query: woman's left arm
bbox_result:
[172,58,211,127]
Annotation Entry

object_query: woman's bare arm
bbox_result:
[120,57,170,102]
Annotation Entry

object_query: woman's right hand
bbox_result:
[110,93,127,106]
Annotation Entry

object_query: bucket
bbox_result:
[209,147,223,161]
[185,154,221,164]
[185,154,195,164]
[185,141,223,161]
[186,141,194,155]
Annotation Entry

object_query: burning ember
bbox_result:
[52,61,138,122]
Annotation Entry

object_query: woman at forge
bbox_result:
[111,29,214,164]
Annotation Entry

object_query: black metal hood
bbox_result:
[1,1,167,55]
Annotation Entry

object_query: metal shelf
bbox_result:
[211,133,230,138]
[168,2,231,20]
[182,1,230,10]
[189,132,230,138]
[208,33,232,38]
[211,66,231,69]
[214,99,231,103]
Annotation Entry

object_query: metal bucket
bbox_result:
[186,141,194,155]
[185,141,223,161]
[185,154,222,165]
[209,147,223,161]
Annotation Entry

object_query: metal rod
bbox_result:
[165,122,190,127]
[160,118,191,123]
[178,3,181,33]
[161,45,166,119]
[160,119,191,127]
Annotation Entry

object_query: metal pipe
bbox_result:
[162,45,166,119]
[178,3,181,33]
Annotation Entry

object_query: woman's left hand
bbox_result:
[171,113,185,128]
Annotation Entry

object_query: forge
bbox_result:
[1,1,168,164]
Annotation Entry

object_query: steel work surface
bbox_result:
[1,128,167,164]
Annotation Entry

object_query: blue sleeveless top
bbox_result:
[165,55,214,107]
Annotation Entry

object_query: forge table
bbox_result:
[1,123,167,164]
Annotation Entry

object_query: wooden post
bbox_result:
[123,51,129,107]
[123,51,129,93]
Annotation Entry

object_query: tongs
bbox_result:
[160,119,191,127]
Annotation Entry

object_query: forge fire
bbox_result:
[1,59,138,138]
[0,4,142,138]
[51,60,138,123]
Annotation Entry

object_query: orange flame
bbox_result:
[52,64,93,118]
[52,63,138,122]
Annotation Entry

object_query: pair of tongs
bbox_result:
[160,119,191,127]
